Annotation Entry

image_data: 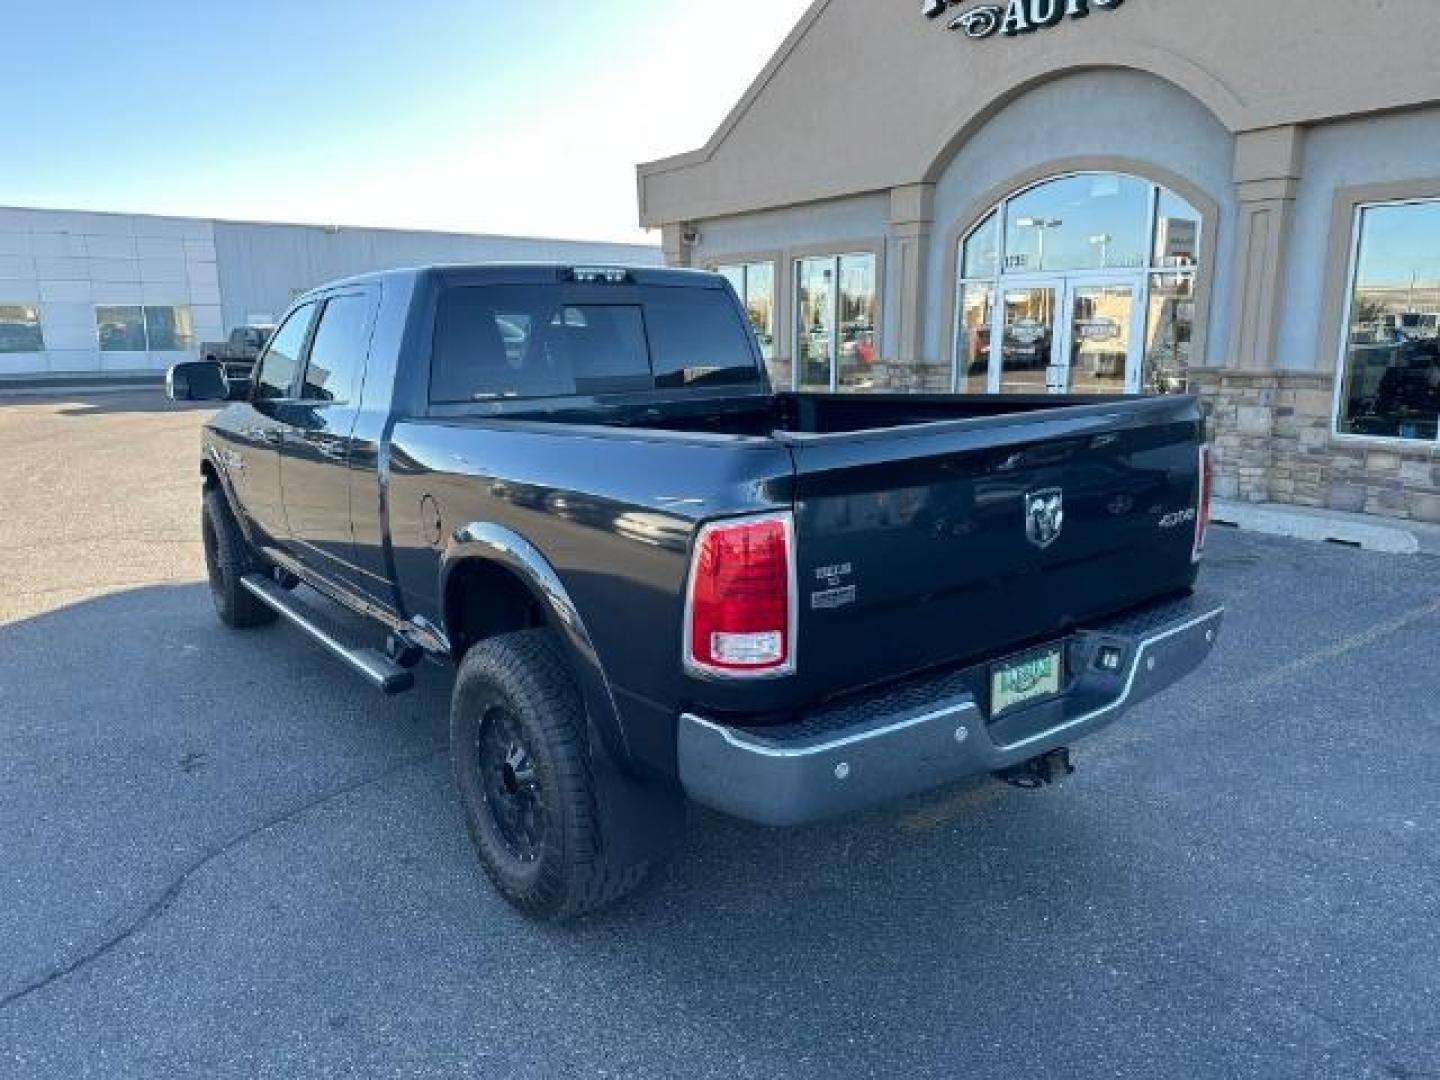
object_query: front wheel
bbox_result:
[202,486,276,629]
[450,629,650,920]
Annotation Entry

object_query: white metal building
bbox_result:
[0,206,660,380]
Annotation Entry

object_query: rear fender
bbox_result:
[440,523,685,866]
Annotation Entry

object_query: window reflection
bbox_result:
[1145,274,1195,394]
[0,304,44,353]
[957,172,1204,397]
[715,261,781,386]
[1337,200,1440,442]
[795,252,877,392]
[837,253,877,391]
[95,306,146,351]
[955,284,993,392]
[796,257,835,392]
[1003,173,1152,273]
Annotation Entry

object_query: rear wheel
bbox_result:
[451,629,650,920]
[202,486,276,629]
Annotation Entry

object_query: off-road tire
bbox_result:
[451,629,650,921]
[202,486,276,629]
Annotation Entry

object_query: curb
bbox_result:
[1212,500,1440,556]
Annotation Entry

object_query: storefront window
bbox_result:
[96,306,147,351]
[715,261,781,386]
[0,304,44,353]
[795,252,877,392]
[1003,173,1152,273]
[954,172,1204,396]
[962,211,999,279]
[1144,274,1196,394]
[1336,199,1440,442]
[837,253,877,391]
[955,284,993,393]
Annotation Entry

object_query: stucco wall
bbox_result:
[1279,106,1440,374]
[925,68,1237,368]
[640,0,1440,227]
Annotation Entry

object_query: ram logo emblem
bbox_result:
[1025,488,1065,550]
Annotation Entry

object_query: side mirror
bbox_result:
[166,360,231,403]
[226,376,253,401]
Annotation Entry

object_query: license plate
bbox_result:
[991,646,1064,717]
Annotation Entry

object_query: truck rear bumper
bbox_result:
[677,593,1224,827]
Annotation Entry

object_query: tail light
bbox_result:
[1193,444,1213,562]
[685,513,796,678]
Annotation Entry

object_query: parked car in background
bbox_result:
[201,325,275,383]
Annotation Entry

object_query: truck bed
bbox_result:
[489,390,1108,440]
[401,390,1205,727]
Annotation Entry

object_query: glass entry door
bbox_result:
[989,275,1145,395]
[996,283,1061,394]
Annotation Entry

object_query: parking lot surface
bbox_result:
[1,392,1438,1079]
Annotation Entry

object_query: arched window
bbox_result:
[955,172,1202,396]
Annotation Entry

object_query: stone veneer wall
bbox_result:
[1190,368,1440,523]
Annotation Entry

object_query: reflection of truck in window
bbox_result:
[201,325,276,382]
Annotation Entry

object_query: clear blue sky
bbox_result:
[0,0,813,244]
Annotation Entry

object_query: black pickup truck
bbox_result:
[167,264,1222,920]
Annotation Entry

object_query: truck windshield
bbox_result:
[430,284,763,402]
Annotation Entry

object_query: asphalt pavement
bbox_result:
[1,392,1437,1079]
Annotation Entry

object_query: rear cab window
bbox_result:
[429,279,762,403]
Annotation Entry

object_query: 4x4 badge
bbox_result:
[1025,488,1064,549]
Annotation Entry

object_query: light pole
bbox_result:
[1016,217,1063,271]
[1089,233,1113,268]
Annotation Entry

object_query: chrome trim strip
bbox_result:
[994,606,1224,753]
[682,699,980,760]
[682,604,1223,762]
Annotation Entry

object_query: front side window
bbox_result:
[253,303,316,401]
[0,304,44,353]
[302,294,371,403]
[1336,199,1440,442]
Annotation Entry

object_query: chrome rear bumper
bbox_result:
[678,594,1224,826]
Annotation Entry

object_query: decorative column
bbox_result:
[660,223,693,268]
[887,183,937,391]
[1228,126,1304,371]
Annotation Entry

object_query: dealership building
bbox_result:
[638,0,1440,523]
[0,206,658,381]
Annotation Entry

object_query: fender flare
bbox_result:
[439,522,685,866]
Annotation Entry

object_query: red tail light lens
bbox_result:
[685,514,795,677]
[1194,444,1213,562]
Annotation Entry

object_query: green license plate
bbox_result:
[991,646,1064,717]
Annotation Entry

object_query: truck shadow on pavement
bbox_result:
[0,581,1142,1011]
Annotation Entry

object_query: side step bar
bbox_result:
[240,574,415,695]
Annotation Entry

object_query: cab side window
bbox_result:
[301,294,371,404]
[253,303,316,401]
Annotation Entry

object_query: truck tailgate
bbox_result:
[785,396,1204,699]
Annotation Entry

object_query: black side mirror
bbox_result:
[166,360,230,402]
[226,376,253,401]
